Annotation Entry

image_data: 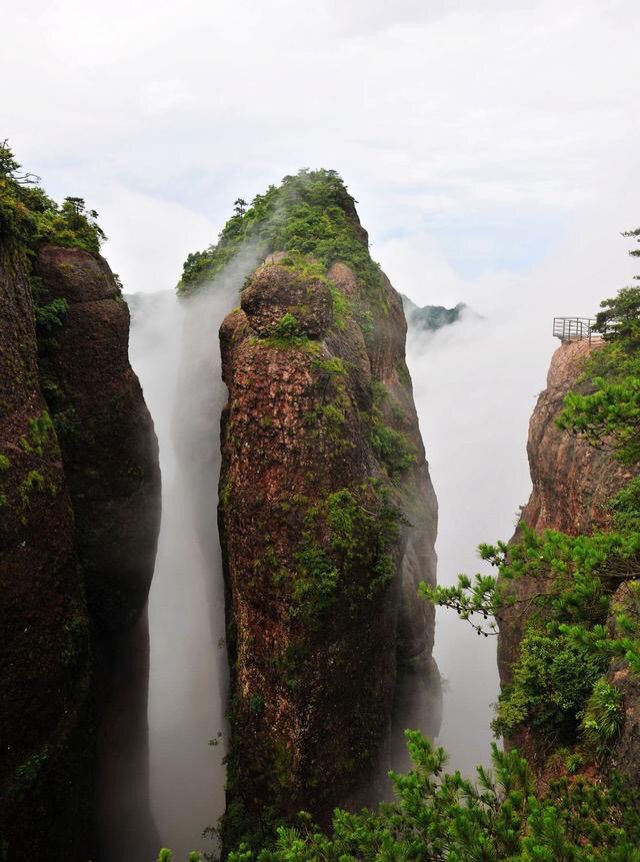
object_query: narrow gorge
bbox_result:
[3,148,640,861]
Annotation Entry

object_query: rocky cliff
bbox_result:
[498,341,635,689]
[34,245,161,637]
[0,194,160,857]
[193,171,439,845]
[497,339,640,776]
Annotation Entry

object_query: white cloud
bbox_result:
[3,0,637,292]
[97,186,217,292]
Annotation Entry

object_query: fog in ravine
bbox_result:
[125,245,266,859]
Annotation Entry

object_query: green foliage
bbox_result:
[611,476,640,531]
[371,418,415,481]
[424,520,640,744]
[328,284,349,330]
[558,244,640,462]
[25,410,56,456]
[311,356,346,377]
[493,630,608,743]
[256,313,317,352]
[275,250,328,281]
[216,731,640,862]
[178,169,382,296]
[34,296,69,334]
[558,375,640,463]
[156,848,203,862]
[369,381,415,480]
[0,140,105,254]
[593,286,640,345]
[19,469,46,510]
[582,678,624,753]
[290,486,399,626]
[591,230,640,342]
[395,358,411,388]
[272,313,302,340]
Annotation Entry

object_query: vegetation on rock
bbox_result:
[178,169,382,295]
[0,140,105,255]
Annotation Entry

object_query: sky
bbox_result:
[3,0,639,300]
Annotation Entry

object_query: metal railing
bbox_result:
[552,317,604,344]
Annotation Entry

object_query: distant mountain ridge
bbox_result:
[401,295,468,332]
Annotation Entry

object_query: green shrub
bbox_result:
[371,418,415,480]
[217,732,640,862]
[35,297,69,333]
[494,630,608,743]
[582,678,624,753]
[272,313,301,340]
[290,487,399,625]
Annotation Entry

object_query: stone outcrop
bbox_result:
[515,341,633,537]
[218,252,438,839]
[0,241,160,861]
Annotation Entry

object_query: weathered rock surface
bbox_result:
[218,256,438,837]
[0,242,160,860]
[517,341,633,536]
[240,263,333,339]
[35,245,161,635]
[0,242,93,859]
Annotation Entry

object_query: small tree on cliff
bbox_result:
[592,228,640,343]
[234,197,248,217]
[0,139,39,184]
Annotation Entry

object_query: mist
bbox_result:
[123,241,270,859]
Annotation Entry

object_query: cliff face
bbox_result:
[218,252,438,836]
[35,245,161,636]
[0,241,160,860]
[0,243,94,859]
[498,341,636,690]
[515,341,633,537]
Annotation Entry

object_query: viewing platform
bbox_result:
[553,317,605,344]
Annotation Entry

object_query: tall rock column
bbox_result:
[218,256,438,843]
[0,241,161,861]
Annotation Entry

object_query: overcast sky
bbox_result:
[3,0,638,300]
